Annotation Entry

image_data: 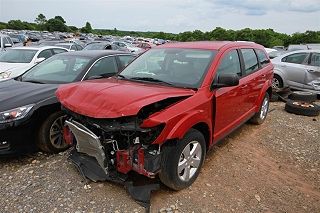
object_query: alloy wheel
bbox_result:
[178,141,202,182]
[49,116,68,149]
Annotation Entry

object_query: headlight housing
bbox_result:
[0,104,34,124]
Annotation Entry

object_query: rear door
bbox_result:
[213,49,247,140]
[280,52,310,89]
[304,52,320,91]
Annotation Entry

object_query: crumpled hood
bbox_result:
[0,79,58,112]
[56,78,195,118]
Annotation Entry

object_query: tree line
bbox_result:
[0,14,319,47]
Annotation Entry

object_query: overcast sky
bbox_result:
[0,0,319,34]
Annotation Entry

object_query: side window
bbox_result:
[310,53,320,67]
[53,48,67,54]
[281,53,309,64]
[76,45,83,51]
[241,49,259,75]
[86,56,118,78]
[3,37,11,45]
[216,50,241,77]
[118,55,135,70]
[71,45,77,51]
[256,49,270,68]
[38,49,53,59]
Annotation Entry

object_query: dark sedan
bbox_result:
[0,50,135,155]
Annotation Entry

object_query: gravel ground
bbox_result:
[0,102,319,213]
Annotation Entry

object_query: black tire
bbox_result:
[285,100,320,117]
[159,129,206,191]
[250,93,270,125]
[288,91,317,103]
[270,91,279,102]
[36,111,69,153]
[272,74,284,90]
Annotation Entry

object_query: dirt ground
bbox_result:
[0,102,319,213]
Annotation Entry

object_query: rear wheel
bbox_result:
[159,129,206,190]
[250,93,270,125]
[36,111,69,153]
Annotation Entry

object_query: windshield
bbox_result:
[0,49,37,63]
[119,48,216,88]
[21,54,91,83]
[83,43,108,50]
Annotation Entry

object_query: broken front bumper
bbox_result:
[64,120,161,180]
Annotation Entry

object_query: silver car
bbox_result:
[272,50,320,94]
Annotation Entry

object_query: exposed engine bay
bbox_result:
[62,96,188,180]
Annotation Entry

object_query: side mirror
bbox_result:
[35,57,46,64]
[4,43,12,48]
[211,73,239,90]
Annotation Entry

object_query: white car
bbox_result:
[112,41,142,53]
[272,50,320,94]
[0,46,68,80]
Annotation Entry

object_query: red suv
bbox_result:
[56,41,273,190]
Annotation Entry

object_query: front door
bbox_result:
[213,49,247,141]
[281,52,310,89]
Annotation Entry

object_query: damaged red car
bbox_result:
[56,41,273,190]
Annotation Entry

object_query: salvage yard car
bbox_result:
[57,41,273,190]
[0,46,68,80]
[272,50,320,94]
[0,50,135,155]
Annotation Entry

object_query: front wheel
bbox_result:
[250,93,270,125]
[36,111,69,153]
[159,129,206,190]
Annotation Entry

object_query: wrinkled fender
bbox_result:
[255,81,272,112]
[166,110,211,140]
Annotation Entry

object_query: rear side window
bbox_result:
[256,49,270,68]
[281,53,309,64]
[71,45,77,51]
[310,53,320,67]
[241,49,259,75]
[87,56,118,78]
[118,55,135,70]
[53,48,67,54]
[216,50,241,76]
[38,49,53,59]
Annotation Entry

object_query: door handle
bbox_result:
[261,74,266,77]
[307,69,315,73]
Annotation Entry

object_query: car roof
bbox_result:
[11,46,68,51]
[284,49,320,54]
[157,41,264,50]
[56,50,132,57]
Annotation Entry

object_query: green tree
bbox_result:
[45,18,68,32]
[81,22,93,33]
[35,13,46,25]
[54,16,66,24]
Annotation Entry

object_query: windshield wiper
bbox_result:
[117,74,127,79]
[23,79,45,84]
[130,77,174,86]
